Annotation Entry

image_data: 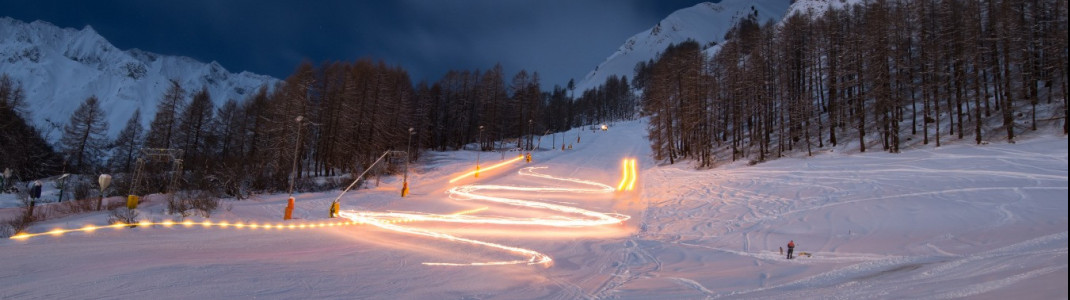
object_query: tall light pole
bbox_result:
[288,115,304,197]
[282,114,303,220]
[1,168,10,193]
[475,125,483,178]
[402,128,415,197]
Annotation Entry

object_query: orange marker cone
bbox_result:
[329,201,340,218]
[284,197,294,220]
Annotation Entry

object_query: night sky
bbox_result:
[2,0,710,88]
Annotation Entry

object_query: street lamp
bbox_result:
[1,168,10,193]
[284,115,305,220]
[475,126,484,178]
[402,128,415,197]
[288,115,304,197]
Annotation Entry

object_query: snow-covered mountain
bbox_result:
[783,0,863,21]
[0,17,279,140]
[574,0,790,93]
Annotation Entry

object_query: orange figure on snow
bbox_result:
[787,240,795,259]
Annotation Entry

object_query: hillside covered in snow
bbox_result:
[574,0,790,93]
[0,17,278,140]
[1,120,1065,298]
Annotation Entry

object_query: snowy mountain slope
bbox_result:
[0,17,278,140]
[784,0,864,21]
[0,120,1065,298]
[574,0,790,93]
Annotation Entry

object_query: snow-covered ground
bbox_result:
[1,120,1066,299]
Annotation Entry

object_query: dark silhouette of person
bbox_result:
[787,240,795,259]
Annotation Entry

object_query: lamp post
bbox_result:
[402,127,415,197]
[57,173,69,202]
[288,116,304,197]
[97,174,111,211]
[284,115,304,220]
[1,168,10,193]
[475,126,484,178]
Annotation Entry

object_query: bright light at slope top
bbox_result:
[339,158,638,266]
[618,158,638,191]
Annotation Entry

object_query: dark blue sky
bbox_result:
[2,0,709,88]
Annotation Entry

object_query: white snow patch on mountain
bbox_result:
[574,0,790,93]
[0,17,279,141]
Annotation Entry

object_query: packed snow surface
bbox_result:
[1,120,1066,299]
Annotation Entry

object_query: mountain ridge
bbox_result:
[574,0,791,93]
[0,16,279,141]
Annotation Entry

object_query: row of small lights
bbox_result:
[9,206,492,241]
[8,217,431,241]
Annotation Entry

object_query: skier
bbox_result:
[787,240,795,259]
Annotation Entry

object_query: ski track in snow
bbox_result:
[626,131,1067,299]
[337,165,629,266]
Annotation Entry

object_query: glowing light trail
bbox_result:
[626,159,638,191]
[339,158,638,266]
[11,157,641,269]
[7,205,499,241]
[449,156,524,183]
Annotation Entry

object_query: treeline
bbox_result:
[637,0,1068,167]
[0,74,63,180]
[2,57,640,197]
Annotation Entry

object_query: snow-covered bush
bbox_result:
[107,208,139,226]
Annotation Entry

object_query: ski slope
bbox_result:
[1,120,1066,299]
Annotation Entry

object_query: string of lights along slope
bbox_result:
[8,208,490,240]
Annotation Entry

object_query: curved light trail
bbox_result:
[10,157,641,269]
[338,159,637,267]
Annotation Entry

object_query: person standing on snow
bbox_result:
[787,240,795,259]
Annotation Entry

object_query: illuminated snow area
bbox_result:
[1,120,1066,299]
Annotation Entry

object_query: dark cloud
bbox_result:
[2,0,708,87]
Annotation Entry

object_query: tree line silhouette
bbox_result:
[636,0,1066,168]
[1,59,636,197]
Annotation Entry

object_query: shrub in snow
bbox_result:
[56,198,95,214]
[169,190,219,218]
[187,190,219,218]
[107,208,139,226]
